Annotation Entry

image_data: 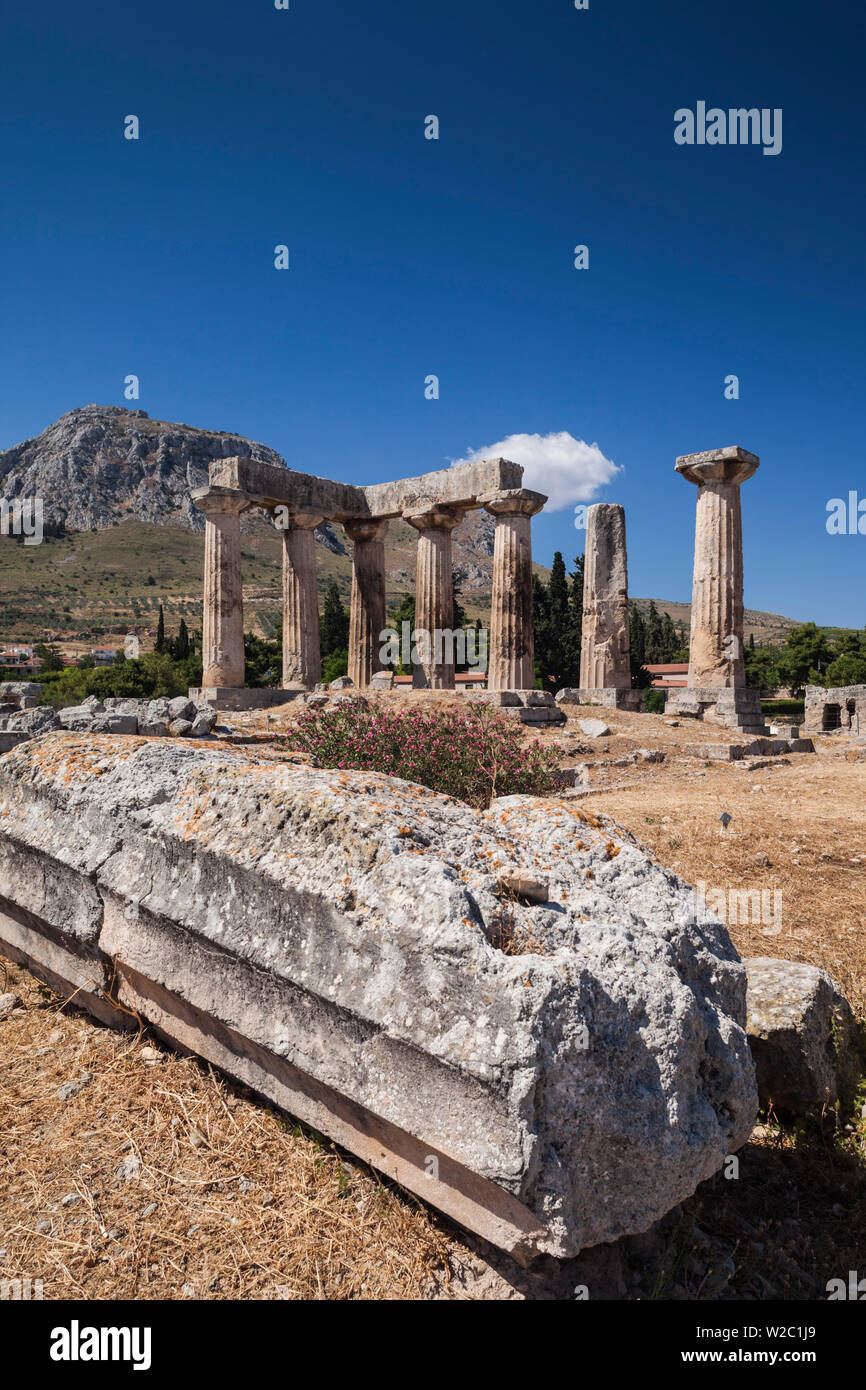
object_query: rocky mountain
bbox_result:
[0,405,285,533]
[0,405,502,595]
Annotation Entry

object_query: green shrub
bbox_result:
[644,689,666,714]
[321,648,349,684]
[761,699,805,717]
[38,653,202,707]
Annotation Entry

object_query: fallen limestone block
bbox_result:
[167,696,196,723]
[578,718,610,738]
[553,764,591,789]
[521,690,556,708]
[168,718,193,736]
[139,720,169,737]
[467,690,522,707]
[0,991,20,1020]
[8,707,61,736]
[683,742,745,761]
[91,715,139,735]
[636,748,666,764]
[744,957,860,1115]
[58,705,98,729]
[0,681,43,699]
[497,869,549,903]
[0,733,757,1260]
[0,733,30,755]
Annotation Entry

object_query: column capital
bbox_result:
[274,509,325,531]
[344,517,389,544]
[479,487,547,518]
[402,503,465,533]
[191,485,250,517]
[676,447,759,487]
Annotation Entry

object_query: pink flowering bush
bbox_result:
[284,699,562,808]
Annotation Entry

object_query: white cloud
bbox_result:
[451,431,620,511]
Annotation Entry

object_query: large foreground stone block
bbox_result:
[0,734,757,1259]
[744,957,860,1115]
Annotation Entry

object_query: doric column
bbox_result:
[479,488,546,691]
[403,504,465,689]
[579,503,631,689]
[192,486,248,688]
[344,518,388,689]
[280,512,324,689]
[676,447,759,688]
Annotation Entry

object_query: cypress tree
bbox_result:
[320,579,349,658]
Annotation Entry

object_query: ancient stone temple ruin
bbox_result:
[191,456,546,706]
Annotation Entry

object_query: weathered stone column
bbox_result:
[404,505,465,689]
[676,447,759,687]
[280,513,324,689]
[579,503,631,689]
[193,486,248,689]
[480,488,546,691]
[344,518,388,689]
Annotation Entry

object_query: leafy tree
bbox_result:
[38,651,199,707]
[744,643,782,690]
[34,642,64,673]
[244,633,281,687]
[824,651,866,687]
[775,623,835,690]
[155,604,166,654]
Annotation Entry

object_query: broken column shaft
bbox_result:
[579,502,631,690]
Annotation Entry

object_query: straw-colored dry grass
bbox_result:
[0,963,452,1300]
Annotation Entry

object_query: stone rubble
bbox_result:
[0,695,218,750]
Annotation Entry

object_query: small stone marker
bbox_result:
[498,869,550,903]
[579,718,611,739]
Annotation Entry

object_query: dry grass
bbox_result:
[571,715,866,1015]
[0,964,452,1300]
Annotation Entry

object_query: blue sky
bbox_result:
[1,0,864,624]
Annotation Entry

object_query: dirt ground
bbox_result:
[1,702,864,1300]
